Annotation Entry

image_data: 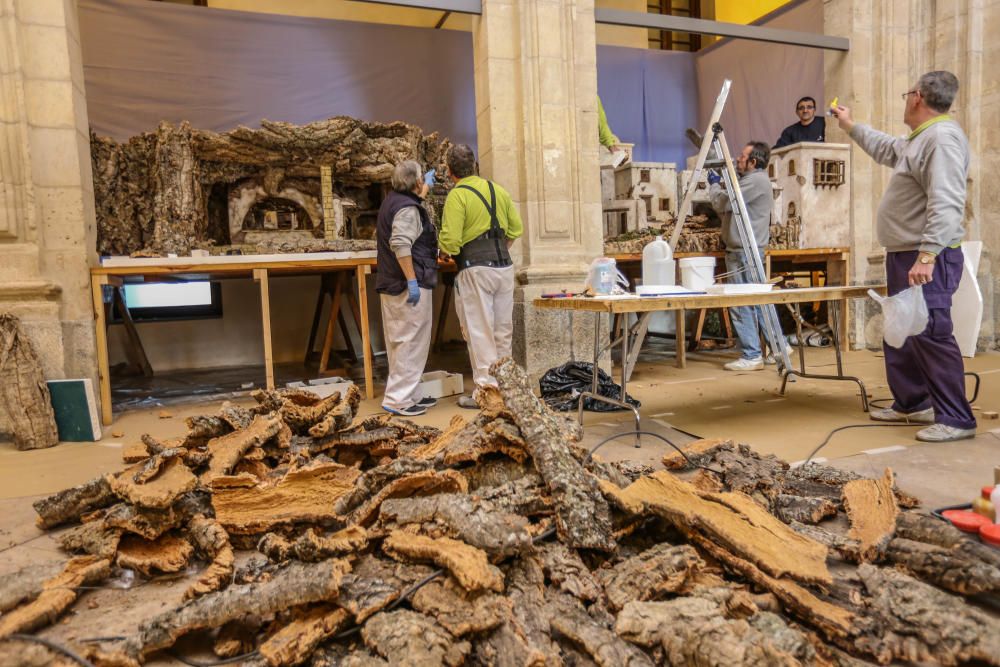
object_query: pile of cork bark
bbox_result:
[604,217,722,255]
[2,358,999,666]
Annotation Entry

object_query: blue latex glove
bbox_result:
[706,170,722,186]
[424,169,436,187]
[406,279,420,305]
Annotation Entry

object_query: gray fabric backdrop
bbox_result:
[78,0,822,166]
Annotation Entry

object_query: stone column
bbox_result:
[472,0,606,377]
[824,0,993,350]
[0,0,98,385]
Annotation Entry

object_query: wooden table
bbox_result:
[91,253,378,425]
[533,284,885,425]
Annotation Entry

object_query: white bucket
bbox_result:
[678,256,717,291]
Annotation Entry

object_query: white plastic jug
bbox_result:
[642,235,676,289]
[678,256,717,291]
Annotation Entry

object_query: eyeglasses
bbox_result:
[901,90,919,101]
[796,105,815,111]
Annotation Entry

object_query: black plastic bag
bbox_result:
[539,361,640,412]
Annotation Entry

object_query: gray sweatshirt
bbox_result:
[849,119,968,254]
[709,169,772,250]
[389,206,422,258]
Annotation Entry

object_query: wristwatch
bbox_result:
[918,252,936,265]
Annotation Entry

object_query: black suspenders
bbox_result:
[454,181,510,270]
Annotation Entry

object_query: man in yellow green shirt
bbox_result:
[439,144,523,407]
[597,96,621,151]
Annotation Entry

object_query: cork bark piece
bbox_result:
[0,313,58,450]
[410,577,511,637]
[597,543,704,611]
[124,558,351,659]
[103,502,179,540]
[211,461,361,534]
[842,468,899,563]
[333,457,435,516]
[0,562,64,614]
[614,471,831,586]
[492,357,615,551]
[884,537,1000,596]
[185,514,235,599]
[773,494,838,525]
[362,609,470,667]
[537,542,603,603]
[348,469,468,526]
[58,518,123,558]
[132,447,185,484]
[107,457,198,509]
[0,555,112,638]
[258,605,351,667]
[382,531,504,593]
[895,510,1000,571]
[615,598,800,666]
[201,413,288,484]
[409,415,467,460]
[546,593,654,667]
[116,533,194,576]
[338,555,435,623]
[280,392,347,435]
[378,493,532,559]
[661,438,732,470]
[33,476,116,529]
[259,525,369,562]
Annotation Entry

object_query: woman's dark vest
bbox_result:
[375,190,438,296]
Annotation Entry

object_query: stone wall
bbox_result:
[0,0,98,389]
[824,0,995,351]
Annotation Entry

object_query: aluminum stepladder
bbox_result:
[618,80,793,379]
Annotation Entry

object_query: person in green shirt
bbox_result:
[598,96,621,151]
[439,144,523,408]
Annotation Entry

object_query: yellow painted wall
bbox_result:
[714,0,792,25]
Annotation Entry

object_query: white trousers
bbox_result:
[379,288,432,409]
[454,265,514,388]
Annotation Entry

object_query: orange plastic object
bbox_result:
[981,523,1000,548]
[942,509,991,533]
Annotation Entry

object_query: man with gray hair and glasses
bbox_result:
[832,70,976,442]
[375,160,438,417]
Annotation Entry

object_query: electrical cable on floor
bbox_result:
[800,422,922,467]
[6,634,96,667]
[585,430,723,475]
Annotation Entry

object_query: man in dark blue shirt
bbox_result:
[774,96,825,148]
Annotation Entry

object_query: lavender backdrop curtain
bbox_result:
[694,0,825,151]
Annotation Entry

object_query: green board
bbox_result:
[47,379,101,442]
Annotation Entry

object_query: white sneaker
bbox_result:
[870,407,934,424]
[915,423,976,442]
[724,357,764,371]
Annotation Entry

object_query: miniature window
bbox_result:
[640,195,653,218]
[659,198,671,212]
[768,164,775,178]
[640,169,650,183]
[813,159,846,187]
[787,160,796,176]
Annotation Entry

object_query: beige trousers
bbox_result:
[379,288,432,409]
[454,265,515,388]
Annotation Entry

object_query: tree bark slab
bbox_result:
[258,525,368,562]
[201,414,288,484]
[338,555,435,623]
[0,556,111,638]
[185,514,235,599]
[258,605,350,667]
[842,469,898,562]
[107,457,198,509]
[362,609,470,667]
[492,357,615,551]
[211,461,361,534]
[410,577,511,637]
[0,313,58,450]
[538,541,603,603]
[383,530,503,593]
[546,593,654,666]
[347,470,467,526]
[33,476,116,529]
[597,543,703,611]
[116,533,193,576]
[661,438,732,470]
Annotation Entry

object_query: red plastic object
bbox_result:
[942,509,991,533]
[981,523,1000,548]
[982,485,995,499]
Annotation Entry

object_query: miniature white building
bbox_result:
[767,142,851,249]
[601,160,678,237]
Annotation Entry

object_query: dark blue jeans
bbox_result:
[884,248,975,429]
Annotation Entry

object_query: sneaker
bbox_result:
[382,404,426,417]
[416,396,438,408]
[915,423,976,442]
[724,357,764,371]
[870,407,934,424]
[456,394,479,409]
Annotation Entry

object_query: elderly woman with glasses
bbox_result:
[375,160,438,417]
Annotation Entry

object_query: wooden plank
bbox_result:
[319,273,345,375]
[356,264,375,400]
[676,308,686,369]
[92,276,114,426]
[254,269,275,390]
[112,286,153,377]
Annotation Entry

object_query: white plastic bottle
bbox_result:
[642,235,676,333]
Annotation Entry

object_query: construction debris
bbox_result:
[6,358,1000,666]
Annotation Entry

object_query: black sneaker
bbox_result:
[382,404,426,417]
[417,396,438,408]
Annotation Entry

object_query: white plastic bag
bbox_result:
[868,286,928,348]
[586,258,629,295]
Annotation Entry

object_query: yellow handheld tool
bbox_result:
[827,96,839,116]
